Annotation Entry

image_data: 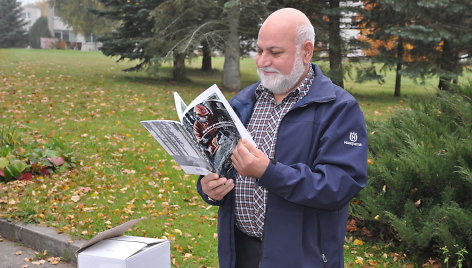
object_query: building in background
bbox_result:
[20,3,100,51]
[21,6,41,31]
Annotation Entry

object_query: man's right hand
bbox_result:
[201,173,234,201]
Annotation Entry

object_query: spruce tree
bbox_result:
[91,0,164,72]
[29,17,51,49]
[351,84,472,262]
[357,0,472,93]
[0,0,28,48]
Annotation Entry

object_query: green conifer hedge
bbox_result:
[351,84,472,264]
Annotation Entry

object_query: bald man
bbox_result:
[197,8,368,268]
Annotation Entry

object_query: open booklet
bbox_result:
[141,84,254,177]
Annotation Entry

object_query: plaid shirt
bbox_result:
[235,65,315,238]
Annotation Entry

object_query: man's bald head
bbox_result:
[255,8,315,97]
[259,8,315,47]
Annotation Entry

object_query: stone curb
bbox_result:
[0,218,86,264]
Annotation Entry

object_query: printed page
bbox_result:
[185,84,255,145]
[174,92,187,122]
[141,120,214,175]
[180,85,254,177]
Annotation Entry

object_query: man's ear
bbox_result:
[302,41,314,64]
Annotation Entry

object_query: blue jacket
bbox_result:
[197,64,368,268]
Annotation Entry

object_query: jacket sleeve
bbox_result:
[258,100,368,211]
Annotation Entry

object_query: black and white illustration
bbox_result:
[141,85,254,176]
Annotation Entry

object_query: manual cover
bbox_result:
[141,84,254,177]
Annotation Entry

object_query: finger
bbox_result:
[212,179,234,198]
[243,140,261,156]
[208,177,228,189]
[201,173,219,184]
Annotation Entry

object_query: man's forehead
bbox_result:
[256,44,285,50]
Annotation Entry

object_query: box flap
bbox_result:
[78,239,148,260]
[76,217,144,256]
[110,235,167,246]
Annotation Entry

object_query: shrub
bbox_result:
[29,17,51,49]
[351,84,472,264]
[0,125,76,183]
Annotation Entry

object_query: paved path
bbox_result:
[0,219,84,268]
[0,236,75,268]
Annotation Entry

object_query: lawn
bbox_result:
[0,49,468,267]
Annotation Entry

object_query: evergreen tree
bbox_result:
[91,0,164,72]
[355,0,410,97]
[351,84,472,262]
[0,0,28,48]
[149,0,224,81]
[29,17,51,49]
[357,0,472,93]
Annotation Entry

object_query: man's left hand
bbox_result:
[231,139,270,178]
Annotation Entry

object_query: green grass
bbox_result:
[1,49,469,267]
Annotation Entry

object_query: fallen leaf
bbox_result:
[71,195,80,202]
[47,256,61,264]
[353,239,364,246]
[355,256,364,264]
[362,227,374,237]
[368,259,378,266]
[346,219,358,232]
[415,200,422,208]
[47,157,65,166]
[31,259,46,265]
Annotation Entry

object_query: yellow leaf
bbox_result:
[173,229,182,236]
[355,256,364,264]
[353,239,364,246]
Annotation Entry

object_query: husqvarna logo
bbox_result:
[344,131,362,147]
[349,132,358,142]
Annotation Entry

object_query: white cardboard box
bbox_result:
[77,218,170,268]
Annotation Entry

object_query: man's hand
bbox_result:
[231,139,270,178]
[201,173,234,201]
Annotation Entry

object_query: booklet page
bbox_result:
[141,120,213,175]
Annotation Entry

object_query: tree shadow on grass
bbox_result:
[108,67,225,89]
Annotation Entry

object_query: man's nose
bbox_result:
[256,52,271,68]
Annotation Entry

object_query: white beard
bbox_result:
[257,53,306,95]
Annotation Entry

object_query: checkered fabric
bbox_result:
[234,65,315,238]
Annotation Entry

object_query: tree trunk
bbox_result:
[222,0,241,92]
[328,0,344,88]
[394,38,403,97]
[438,40,458,91]
[173,52,187,81]
[201,40,212,71]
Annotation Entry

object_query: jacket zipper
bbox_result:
[317,215,328,267]
[258,97,334,267]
